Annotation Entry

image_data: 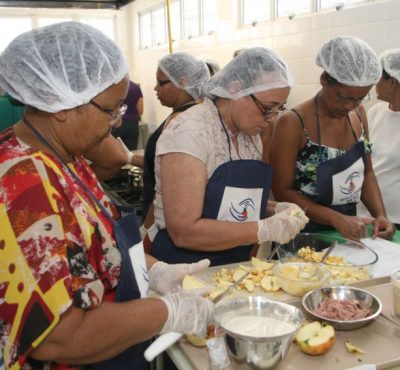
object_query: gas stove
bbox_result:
[101,167,143,218]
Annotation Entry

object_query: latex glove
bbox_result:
[275,202,300,215]
[148,259,210,295]
[117,137,134,164]
[159,289,214,336]
[257,208,309,244]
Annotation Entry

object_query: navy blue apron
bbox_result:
[151,104,272,266]
[299,97,366,233]
[23,118,149,370]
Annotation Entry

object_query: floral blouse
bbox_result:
[0,128,121,370]
[294,119,372,197]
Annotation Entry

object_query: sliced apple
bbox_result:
[251,257,274,271]
[233,268,248,282]
[296,321,335,356]
[182,274,207,291]
[260,275,281,292]
[344,340,365,354]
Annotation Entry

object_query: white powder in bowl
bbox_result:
[222,315,296,337]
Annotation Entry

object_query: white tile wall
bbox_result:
[125,0,400,125]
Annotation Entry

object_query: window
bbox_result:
[202,0,217,34]
[139,11,152,48]
[277,0,311,18]
[183,0,200,38]
[170,0,182,41]
[79,17,115,40]
[37,17,73,28]
[0,17,32,52]
[320,0,367,9]
[152,6,166,46]
[242,0,271,25]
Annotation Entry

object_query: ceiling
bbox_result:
[0,0,135,9]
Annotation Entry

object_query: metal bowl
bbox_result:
[214,296,303,369]
[277,233,378,285]
[302,286,382,330]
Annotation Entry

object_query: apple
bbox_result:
[182,274,207,290]
[296,321,335,355]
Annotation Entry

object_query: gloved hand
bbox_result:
[275,202,301,215]
[117,136,134,164]
[159,289,214,336]
[257,208,309,244]
[148,259,210,295]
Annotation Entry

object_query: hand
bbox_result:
[148,259,210,294]
[372,216,396,240]
[159,289,214,336]
[275,202,307,221]
[257,209,309,244]
[116,136,134,164]
[332,214,374,241]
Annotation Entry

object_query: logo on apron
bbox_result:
[331,157,364,205]
[218,186,262,222]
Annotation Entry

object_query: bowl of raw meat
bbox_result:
[302,286,382,330]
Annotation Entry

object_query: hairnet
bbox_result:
[158,52,210,99]
[0,22,129,113]
[380,48,400,83]
[205,47,293,100]
[316,36,381,87]
[203,58,220,76]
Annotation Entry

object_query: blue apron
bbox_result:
[151,104,272,266]
[300,97,366,233]
[23,118,149,370]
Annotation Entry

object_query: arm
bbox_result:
[30,298,167,365]
[161,152,259,250]
[136,97,144,118]
[86,135,128,180]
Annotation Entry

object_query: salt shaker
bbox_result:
[207,336,231,370]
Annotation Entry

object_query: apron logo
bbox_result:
[340,171,361,195]
[230,198,255,221]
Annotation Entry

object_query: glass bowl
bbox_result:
[272,262,331,297]
[277,233,378,285]
[214,296,303,369]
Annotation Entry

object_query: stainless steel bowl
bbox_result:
[302,286,382,330]
[214,296,303,369]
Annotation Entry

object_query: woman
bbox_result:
[0,22,213,370]
[141,52,210,228]
[270,36,395,241]
[358,49,400,229]
[147,47,309,266]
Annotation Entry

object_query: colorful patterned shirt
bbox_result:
[0,128,121,370]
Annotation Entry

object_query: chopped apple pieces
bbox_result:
[344,340,365,354]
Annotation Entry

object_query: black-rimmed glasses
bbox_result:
[249,94,287,120]
[334,92,371,105]
[156,79,171,87]
[90,100,128,120]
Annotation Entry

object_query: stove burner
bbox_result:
[101,168,143,217]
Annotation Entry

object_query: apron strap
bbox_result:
[22,116,116,226]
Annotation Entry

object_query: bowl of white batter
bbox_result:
[214,296,303,369]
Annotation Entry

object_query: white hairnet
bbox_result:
[205,47,293,100]
[380,48,400,83]
[0,22,128,113]
[158,52,210,99]
[316,36,381,87]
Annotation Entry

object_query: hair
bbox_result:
[382,69,392,80]
[324,72,338,85]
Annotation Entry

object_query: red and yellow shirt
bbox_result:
[0,128,121,370]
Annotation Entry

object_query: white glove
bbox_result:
[257,208,309,244]
[148,259,210,295]
[117,136,134,164]
[159,289,214,336]
[275,202,308,222]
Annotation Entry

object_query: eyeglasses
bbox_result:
[335,92,371,105]
[90,100,128,120]
[156,79,171,87]
[249,94,287,119]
